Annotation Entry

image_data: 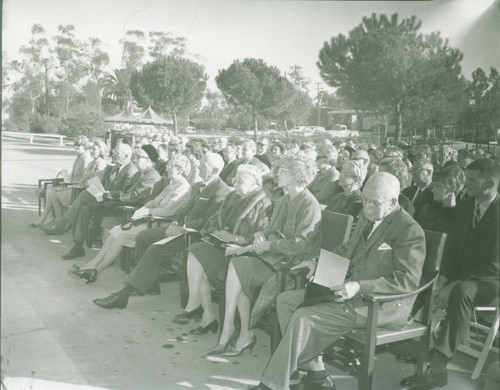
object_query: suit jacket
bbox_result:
[116,166,161,205]
[334,207,426,328]
[308,167,341,204]
[402,183,434,220]
[325,189,363,218]
[443,195,499,289]
[104,162,138,192]
[179,177,231,230]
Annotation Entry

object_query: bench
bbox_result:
[2,131,67,146]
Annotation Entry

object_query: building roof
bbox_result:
[106,106,173,125]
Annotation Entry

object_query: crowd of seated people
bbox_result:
[34,132,499,390]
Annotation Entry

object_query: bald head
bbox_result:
[364,172,400,200]
[200,151,225,182]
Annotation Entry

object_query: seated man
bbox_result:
[412,158,499,390]
[220,139,270,185]
[93,152,231,309]
[42,143,138,258]
[250,172,426,390]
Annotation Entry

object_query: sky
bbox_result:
[2,0,500,94]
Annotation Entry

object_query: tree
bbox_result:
[121,30,146,72]
[148,31,187,60]
[53,25,87,116]
[216,58,290,140]
[192,90,230,132]
[130,56,207,135]
[317,13,465,141]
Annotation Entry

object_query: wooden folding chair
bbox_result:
[340,230,447,390]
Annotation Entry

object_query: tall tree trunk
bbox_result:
[394,100,403,142]
[172,110,178,136]
[283,119,290,141]
[253,114,258,143]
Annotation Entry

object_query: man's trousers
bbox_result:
[260,289,366,390]
[434,280,497,359]
[128,227,186,294]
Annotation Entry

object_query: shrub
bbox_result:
[30,114,62,134]
[61,104,108,139]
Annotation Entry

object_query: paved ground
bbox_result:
[0,135,494,390]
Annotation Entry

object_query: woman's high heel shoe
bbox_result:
[172,306,203,324]
[189,319,219,335]
[222,335,257,357]
[70,269,97,284]
[207,331,238,356]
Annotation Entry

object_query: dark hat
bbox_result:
[141,144,159,163]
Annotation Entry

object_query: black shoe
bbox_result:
[42,218,69,235]
[407,369,448,390]
[291,374,336,390]
[61,246,85,260]
[93,293,128,309]
[189,319,219,335]
[70,269,97,284]
[172,306,203,324]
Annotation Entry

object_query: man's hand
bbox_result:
[252,232,269,254]
[291,260,317,281]
[132,207,148,221]
[331,282,361,303]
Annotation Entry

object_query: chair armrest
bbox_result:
[361,271,439,304]
[62,182,76,188]
[145,215,175,228]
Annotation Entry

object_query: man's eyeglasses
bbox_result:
[361,195,392,208]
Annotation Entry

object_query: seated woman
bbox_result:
[173,165,272,334]
[325,160,365,217]
[31,136,95,227]
[417,165,464,233]
[74,155,191,285]
[184,139,204,186]
[307,144,341,204]
[208,153,322,357]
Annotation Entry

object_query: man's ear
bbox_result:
[390,198,399,208]
[480,179,495,191]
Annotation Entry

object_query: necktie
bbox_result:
[412,188,422,203]
[363,221,374,240]
[472,203,481,228]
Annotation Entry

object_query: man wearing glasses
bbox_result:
[249,172,425,390]
[403,159,434,219]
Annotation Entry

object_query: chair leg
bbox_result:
[359,303,378,390]
[271,310,281,353]
[471,311,500,379]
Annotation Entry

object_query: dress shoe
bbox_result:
[222,335,257,357]
[61,246,85,260]
[290,374,336,390]
[93,293,128,309]
[172,306,203,324]
[189,319,219,335]
[207,331,238,356]
[29,222,40,228]
[70,269,97,284]
[130,284,160,296]
[407,369,448,390]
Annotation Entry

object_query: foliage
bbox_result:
[458,67,500,142]
[317,13,465,140]
[61,103,107,138]
[148,31,187,60]
[130,56,207,135]
[216,58,292,137]
[29,113,62,134]
[191,90,230,131]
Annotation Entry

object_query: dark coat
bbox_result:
[402,183,434,220]
[442,195,499,290]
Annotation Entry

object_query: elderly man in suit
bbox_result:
[43,143,138,258]
[411,158,500,390]
[403,159,434,219]
[93,152,231,309]
[250,172,426,390]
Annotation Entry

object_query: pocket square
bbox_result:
[378,242,392,251]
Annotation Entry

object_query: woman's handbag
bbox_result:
[120,218,147,230]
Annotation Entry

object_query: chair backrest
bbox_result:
[321,210,354,251]
[410,229,447,317]
[422,229,447,276]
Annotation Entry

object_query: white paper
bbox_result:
[86,176,106,202]
[132,208,149,221]
[312,249,350,288]
[153,233,183,245]
[87,176,105,192]
[224,244,253,257]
